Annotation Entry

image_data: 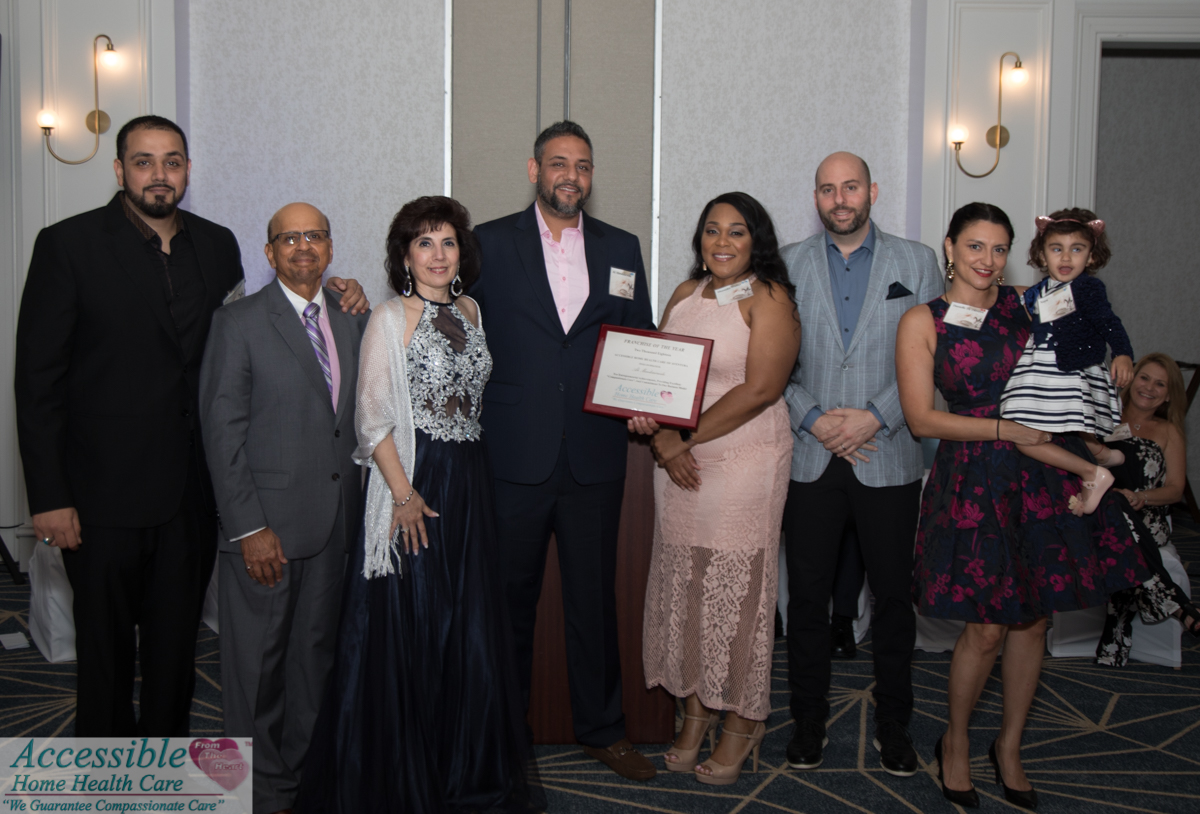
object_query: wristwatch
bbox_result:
[679,429,693,443]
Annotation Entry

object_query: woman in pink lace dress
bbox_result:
[630,192,799,785]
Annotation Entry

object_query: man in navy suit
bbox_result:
[473,121,656,780]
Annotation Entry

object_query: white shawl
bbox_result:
[353,298,417,578]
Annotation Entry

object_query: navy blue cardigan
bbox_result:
[1024,275,1133,372]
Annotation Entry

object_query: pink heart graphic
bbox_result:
[660,391,674,404]
[189,738,238,769]
[189,739,249,792]
[197,749,249,792]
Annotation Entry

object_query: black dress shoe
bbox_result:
[786,719,828,769]
[873,719,918,776]
[934,735,980,808]
[989,740,1038,809]
[830,614,856,659]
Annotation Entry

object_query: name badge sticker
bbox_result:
[1037,282,1076,322]
[943,301,988,330]
[1104,423,1133,442]
[609,268,636,300]
[714,278,755,306]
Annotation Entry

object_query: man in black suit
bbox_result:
[14,116,366,736]
[473,121,657,780]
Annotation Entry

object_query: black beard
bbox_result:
[819,204,870,236]
[537,178,590,218]
[127,184,186,219]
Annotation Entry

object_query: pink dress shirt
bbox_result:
[535,204,589,333]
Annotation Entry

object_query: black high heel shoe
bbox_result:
[934,735,979,808]
[988,740,1038,810]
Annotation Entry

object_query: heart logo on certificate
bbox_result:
[660,391,674,404]
[189,738,250,791]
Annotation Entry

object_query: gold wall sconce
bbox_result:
[949,51,1028,179]
[36,34,118,165]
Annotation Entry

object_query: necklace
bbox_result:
[414,290,453,307]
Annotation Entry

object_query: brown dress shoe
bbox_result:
[582,738,657,781]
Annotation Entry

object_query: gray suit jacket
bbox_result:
[782,224,942,488]
[200,280,370,558]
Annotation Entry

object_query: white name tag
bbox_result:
[943,301,987,330]
[609,267,636,300]
[223,279,246,305]
[714,278,755,306]
[1037,282,1076,322]
[1104,423,1133,442]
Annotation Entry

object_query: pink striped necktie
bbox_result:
[303,302,334,398]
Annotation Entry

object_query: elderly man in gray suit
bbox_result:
[200,202,369,814]
[781,152,942,776]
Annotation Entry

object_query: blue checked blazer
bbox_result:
[782,224,943,488]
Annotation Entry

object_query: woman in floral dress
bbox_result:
[897,202,1152,810]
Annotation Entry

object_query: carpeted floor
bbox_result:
[2,515,1198,813]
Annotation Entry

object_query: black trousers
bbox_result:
[832,524,865,619]
[493,444,626,748]
[783,456,921,725]
[62,453,217,736]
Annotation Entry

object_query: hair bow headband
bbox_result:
[1034,215,1105,238]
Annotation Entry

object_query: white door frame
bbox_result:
[1047,0,1200,209]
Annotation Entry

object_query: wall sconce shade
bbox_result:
[953,51,1025,179]
[39,35,117,165]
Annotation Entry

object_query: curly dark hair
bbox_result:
[1026,206,1111,274]
[943,202,1014,269]
[385,196,480,297]
[687,192,795,303]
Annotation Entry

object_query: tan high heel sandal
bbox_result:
[694,720,766,786]
[664,712,719,772]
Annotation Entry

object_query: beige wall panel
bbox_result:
[453,0,539,227]
[659,0,914,312]
[189,0,445,309]
[568,0,655,273]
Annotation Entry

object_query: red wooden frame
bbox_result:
[582,325,713,430]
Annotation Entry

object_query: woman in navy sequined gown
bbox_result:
[296,197,541,813]
[897,203,1150,809]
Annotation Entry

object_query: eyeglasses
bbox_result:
[270,230,330,246]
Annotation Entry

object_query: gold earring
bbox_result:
[996,272,1005,286]
[703,262,708,272]
[946,261,955,280]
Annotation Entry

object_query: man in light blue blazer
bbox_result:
[780,152,942,776]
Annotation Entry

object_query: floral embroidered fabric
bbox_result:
[914,287,1149,624]
[1096,435,1184,666]
[406,299,491,443]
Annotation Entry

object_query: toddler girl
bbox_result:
[1000,208,1133,515]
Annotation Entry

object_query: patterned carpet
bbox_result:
[2,515,1198,813]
